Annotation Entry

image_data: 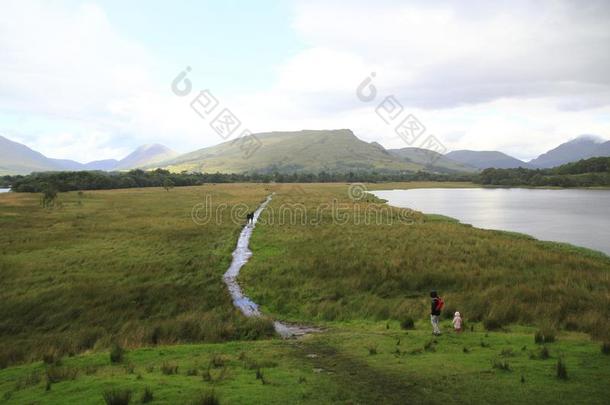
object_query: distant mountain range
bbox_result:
[0,135,177,175]
[1,132,609,176]
[446,135,610,170]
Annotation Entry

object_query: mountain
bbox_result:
[0,135,175,174]
[0,135,64,175]
[114,144,178,170]
[528,135,610,168]
[388,147,478,173]
[152,129,427,173]
[83,159,120,171]
[444,150,528,169]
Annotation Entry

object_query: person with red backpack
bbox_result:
[430,290,444,336]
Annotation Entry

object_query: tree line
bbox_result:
[2,169,473,192]
[476,157,610,187]
[2,156,608,192]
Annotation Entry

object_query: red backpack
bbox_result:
[436,297,445,311]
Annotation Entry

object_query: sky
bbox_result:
[1,0,610,162]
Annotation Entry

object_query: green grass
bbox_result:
[1,182,609,403]
[1,322,608,404]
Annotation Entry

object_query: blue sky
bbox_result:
[1,0,609,162]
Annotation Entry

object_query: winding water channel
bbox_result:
[223,193,317,338]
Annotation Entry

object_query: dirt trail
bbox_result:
[223,193,319,338]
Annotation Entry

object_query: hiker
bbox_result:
[430,290,444,336]
[246,212,254,224]
[452,311,462,333]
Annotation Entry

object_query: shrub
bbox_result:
[601,342,610,355]
[400,317,415,330]
[556,359,568,380]
[189,391,220,405]
[110,344,125,364]
[500,348,515,357]
[102,388,132,405]
[140,387,153,403]
[366,344,378,355]
[462,347,470,354]
[161,362,178,375]
[186,367,198,376]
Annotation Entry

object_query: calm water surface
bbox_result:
[372,188,610,256]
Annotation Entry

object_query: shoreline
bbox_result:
[372,187,610,259]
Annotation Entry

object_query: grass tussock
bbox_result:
[102,388,132,405]
[534,329,556,345]
[140,387,153,403]
[556,359,568,380]
[190,391,220,405]
[45,365,78,383]
[110,343,125,364]
[160,362,178,375]
[492,358,511,371]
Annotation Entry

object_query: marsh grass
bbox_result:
[0,185,271,367]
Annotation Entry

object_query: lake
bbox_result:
[0,188,10,193]
[372,188,610,256]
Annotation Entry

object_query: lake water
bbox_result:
[372,188,610,256]
[0,188,10,193]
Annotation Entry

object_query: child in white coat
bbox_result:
[452,311,463,333]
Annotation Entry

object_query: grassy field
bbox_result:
[1,182,609,404]
[0,184,275,367]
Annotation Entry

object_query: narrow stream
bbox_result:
[223,193,318,338]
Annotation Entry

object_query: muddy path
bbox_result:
[223,193,319,338]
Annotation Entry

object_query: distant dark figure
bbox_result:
[430,290,444,336]
[246,212,254,224]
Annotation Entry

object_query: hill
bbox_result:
[114,144,178,170]
[0,135,63,175]
[154,129,425,173]
[528,135,610,168]
[388,147,478,173]
[0,135,176,174]
[445,150,528,169]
